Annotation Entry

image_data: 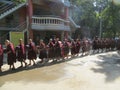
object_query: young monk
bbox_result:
[38,39,47,63]
[5,40,16,70]
[27,39,36,65]
[16,39,27,67]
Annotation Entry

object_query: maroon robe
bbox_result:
[63,41,69,56]
[0,44,3,67]
[16,44,26,62]
[48,42,54,58]
[116,39,120,50]
[54,41,61,58]
[110,39,115,49]
[39,42,47,59]
[100,39,104,49]
[93,39,98,50]
[71,41,76,55]
[75,41,80,54]
[27,42,37,60]
[82,40,87,52]
[105,39,110,49]
[6,43,16,65]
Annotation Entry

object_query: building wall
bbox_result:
[19,7,27,24]
[0,7,26,28]
[33,4,51,16]
[33,1,65,18]
[29,0,70,41]
[0,0,71,44]
[0,6,27,44]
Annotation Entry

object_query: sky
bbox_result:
[113,0,120,5]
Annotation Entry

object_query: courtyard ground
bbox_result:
[0,51,120,90]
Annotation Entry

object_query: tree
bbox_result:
[69,0,120,39]
[69,0,107,38]
[102,0,120,38]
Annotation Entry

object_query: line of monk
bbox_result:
[0,36,119,72]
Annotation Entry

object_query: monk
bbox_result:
[48,39,55,59]
[62,39,70,59]
[0,44,3,72]
[75,39,81,56]
[5,40,16,70]
[16,39,27,67]
[38,39,47,63]
[54,38,62,60]
[27,39,36,65]
[71,39,76,57]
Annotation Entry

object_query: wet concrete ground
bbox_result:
[0,51,120,90]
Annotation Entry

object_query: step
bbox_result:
[0,3,26,19]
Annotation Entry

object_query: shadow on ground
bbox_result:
[91,52,120,83]
[0,54,87,77]
[0,56,80,87]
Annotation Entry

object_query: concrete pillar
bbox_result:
[28,0,33,23]
[64,7,69,19]
[64,7,69,25]
[27,0,33,41]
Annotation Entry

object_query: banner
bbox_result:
[9,32,24,47]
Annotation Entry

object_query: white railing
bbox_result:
[33,0,63,4]
[47,0,63,2]
[32,16,70,31]
[32,16,69,25]
[47,0,70,6]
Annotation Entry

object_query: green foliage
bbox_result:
[102,0,120,38]
[70,0,120,38]
[12,0,26,4]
